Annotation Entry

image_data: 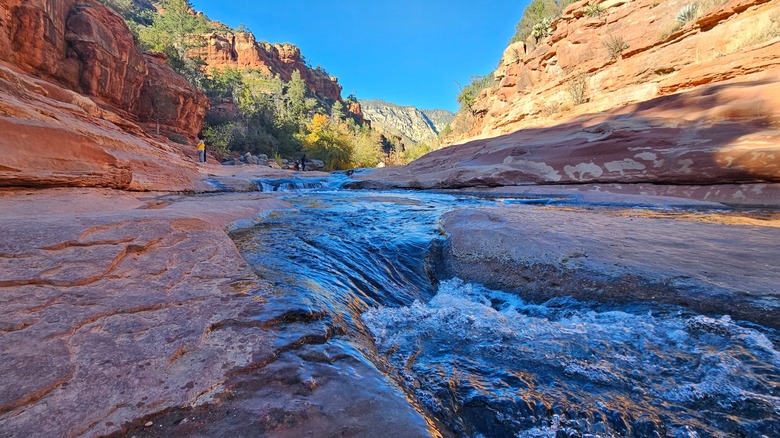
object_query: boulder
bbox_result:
[306,159,325,171]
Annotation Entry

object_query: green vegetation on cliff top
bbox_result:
[100,0,426,169]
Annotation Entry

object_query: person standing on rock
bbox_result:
[197,136,206,164]
[300,153,306,171]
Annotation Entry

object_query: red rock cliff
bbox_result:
[1,0,207,137]
[453,0,780,139]
[197,31,343,102]
[0,0,210,190]
[358,0,780,202]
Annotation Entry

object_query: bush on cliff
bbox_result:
[457,74,496,115]
[511,0,577,43]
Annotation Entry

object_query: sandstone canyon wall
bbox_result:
[455,0,780,138]
[0,0,209,190]
[358,0,780,204]
[198,31,343,103]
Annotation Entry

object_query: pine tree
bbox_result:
[138,0,209,68]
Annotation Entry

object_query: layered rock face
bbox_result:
[1,0,206,138]
[0,0,210,190]
[358,79,780,195]
[357,0,780,206]
[199,32,343,102]
[360,99,454,144]
[453,0,780,138]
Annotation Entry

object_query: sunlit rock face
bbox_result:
[353,0,780,199]
[198,32,343,102]
[1,0,207,138]
[359,99,455,145]
[449,0,780,140]
[357,78,780,198]
[0,0,210,190]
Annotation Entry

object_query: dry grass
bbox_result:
[731,13,780,50]
[584,3,605,17]
[540,101,560,117]
[603,34,630,59]
[659,0,730,41]
[566,74,588,105]
[659,21,683,41]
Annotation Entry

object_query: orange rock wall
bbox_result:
[198,32,343,102]
[456,0,780,138]
[0,0,213,190]
[0,0,207,138]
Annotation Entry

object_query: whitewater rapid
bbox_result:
[229,185,779,437]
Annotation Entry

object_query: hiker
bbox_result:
[300,154,306,171]
[197,136,206,163]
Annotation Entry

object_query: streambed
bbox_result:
[228,185,779,437]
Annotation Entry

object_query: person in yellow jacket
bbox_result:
[196,136,206,163]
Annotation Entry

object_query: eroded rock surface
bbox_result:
[0,187,434,437]
[357,79,780,202]
[0,0,210,191]
[452,0,780,139]
[441,204,780,328]
[0,189,279,436]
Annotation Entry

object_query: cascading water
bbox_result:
[229,187,780,438]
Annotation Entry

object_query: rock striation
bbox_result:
[1,0,207,138]
[0,188,434,437]
[0,0,211,190]
[357,78,780,204]
[360,99,454,144]
[451,0,780,139]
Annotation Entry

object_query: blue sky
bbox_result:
[190,0,528,112]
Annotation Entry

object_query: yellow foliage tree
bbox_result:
[301,114,352,170]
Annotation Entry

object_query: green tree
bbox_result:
[301,114,352,170]
[137,0,209,77]
[457,74,495,115]
[201,122,235,156]
[331,100,345,121]
[349,123,383,167]
[203,67,243,100]
[285,70,308,126]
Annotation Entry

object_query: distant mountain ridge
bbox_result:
[360,99,454,145]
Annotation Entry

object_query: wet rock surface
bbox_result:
[441,204,780,328]
[0,186,436,437]
[113,342,433,438]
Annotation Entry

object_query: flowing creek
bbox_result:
[228,181,780,437]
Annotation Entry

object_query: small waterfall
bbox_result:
[229,191,780,438]
[255,178,325,192]
[254,172,363,192]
